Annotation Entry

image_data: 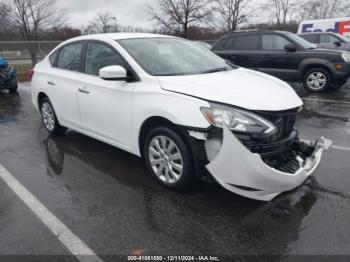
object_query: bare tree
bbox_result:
[0,2,12,30]
[8,0,65,64]
[266,0,297,29]
[88,12,118,34]
[298,0,349,20]
[149,0,214,39]
[215,0,254,32]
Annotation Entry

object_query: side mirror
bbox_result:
[284,43,296,52]
[99,65,127,81]
[334,41,342,47]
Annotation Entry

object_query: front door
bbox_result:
[77,42,135,150]
[259,34,300,82]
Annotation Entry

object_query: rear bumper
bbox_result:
[205,125,332,201]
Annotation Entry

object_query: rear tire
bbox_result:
[8,78,18,94]
[40,97,67,135]
[303,68,331,92]
[144,126,194,190]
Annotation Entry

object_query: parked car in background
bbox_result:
[299,32,350,51]
[212,30,350,92]
[31,33,331,201]
[0,57,18,94]
[298,17,350,38]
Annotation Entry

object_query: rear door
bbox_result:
[259,34,300,82]
[48,42,84,128]
[214,34,260,69]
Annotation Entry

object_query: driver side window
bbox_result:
[262,35,291,50]
[85,42,125,76]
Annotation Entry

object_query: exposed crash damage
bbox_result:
[206,125,331,201]
[188,122,332,201]
[185,105,333,201]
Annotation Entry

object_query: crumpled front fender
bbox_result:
[206,125,332,201]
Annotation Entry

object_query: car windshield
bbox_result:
[336,34,350,43]
[118,37,235,76]
[286,32,317,49]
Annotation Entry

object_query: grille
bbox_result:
[256,108,298,142]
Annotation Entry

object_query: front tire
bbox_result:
[144,126,194,190]
[40,97,66,135]
[303,68,331,92]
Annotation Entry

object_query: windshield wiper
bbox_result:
[201,67,228,74]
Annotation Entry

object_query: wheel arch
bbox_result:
[37,92,49,108]
[299,59,335,81]
[138,116,191,158]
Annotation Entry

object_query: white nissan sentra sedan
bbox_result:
[31,33,332,201]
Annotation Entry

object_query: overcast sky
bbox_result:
[57,0,157,29]
[56,0,270,29]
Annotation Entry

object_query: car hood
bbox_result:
[157,68,303,111]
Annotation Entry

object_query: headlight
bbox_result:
[201,103,277,135]
[341,52,350,62]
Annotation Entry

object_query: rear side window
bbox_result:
[234,35,259,51]
[56,43,83,72]
[301,34,319,44]
[84,42,125,76]
[223,37,236,49]
[320,34,340,44]
[262,34,291,50]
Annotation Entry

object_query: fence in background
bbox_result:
[0,39,217,65]
[0,41,62,65]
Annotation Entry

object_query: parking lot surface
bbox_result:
[0,82,350,260]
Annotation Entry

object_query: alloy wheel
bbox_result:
[41,102,55,131]
[306,72,327,90]
[148,135,184,184]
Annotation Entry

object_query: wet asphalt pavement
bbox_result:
[0,82,350,260]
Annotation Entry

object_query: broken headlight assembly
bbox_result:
[201,103,277,135]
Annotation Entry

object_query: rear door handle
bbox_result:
[78,87,90,94]
[47,80,55,86]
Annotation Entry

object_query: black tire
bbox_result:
[40,97,67,135]
[8,78,18,94]
[144,126,194,190]
[303,68,331,92]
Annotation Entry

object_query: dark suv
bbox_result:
[299,32,350,52]
[212,30,350,92]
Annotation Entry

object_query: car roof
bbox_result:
[67,33,174,42]
[299,32,336,35]
[224,30,289,36]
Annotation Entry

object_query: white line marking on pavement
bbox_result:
[302,97,350,105]
[332,145,350,152]
[0,164,103,262]
[302,140,350,152]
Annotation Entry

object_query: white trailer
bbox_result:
[298,17,350,38]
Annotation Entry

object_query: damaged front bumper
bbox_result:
[205,126,332,201]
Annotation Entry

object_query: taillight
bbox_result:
[29,69,34,81]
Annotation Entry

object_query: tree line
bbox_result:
[0,0,349,63]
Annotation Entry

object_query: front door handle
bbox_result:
[78,87,90,94]
[47,80,55,86]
